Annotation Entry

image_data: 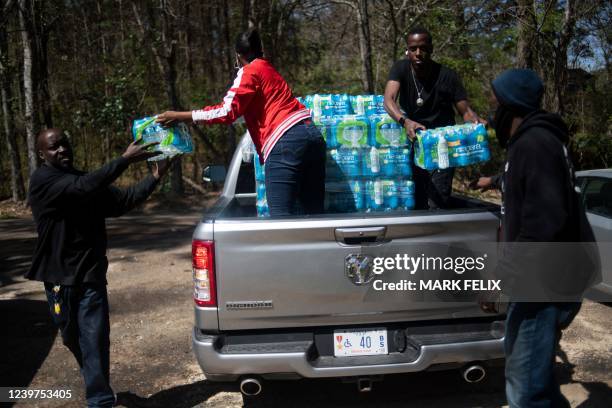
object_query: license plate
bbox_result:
[333,329,388,357]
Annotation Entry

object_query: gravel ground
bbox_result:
[1,209,610,408]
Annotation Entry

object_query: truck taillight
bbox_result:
[192,240,216,307]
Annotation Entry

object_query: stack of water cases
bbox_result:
[414,123,490,171]
[253,94,415,217]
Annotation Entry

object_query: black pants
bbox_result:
[45,283,114,407]
[413,165,455,209]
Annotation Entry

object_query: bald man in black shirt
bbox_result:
[384,27,485,209]
[27,128,170,407]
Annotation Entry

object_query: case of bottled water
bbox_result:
[365,179,384,212]
[369,114,406,147]
[132,116,194,161]
[314,117,335,148]
[363,146,381,177]
[310,94,352,119]
[328,115,369,178]
[414,123,490,171]
[332,115,369,147]
[382,179,399,211]
[351,95,386,116]
[325,180,365,213]
[390,146,412,178]
[369,114,411,178]
[398,179,415,210]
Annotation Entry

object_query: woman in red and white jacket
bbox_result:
[157,30,325,216]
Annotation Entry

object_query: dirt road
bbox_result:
[1,210,610,407]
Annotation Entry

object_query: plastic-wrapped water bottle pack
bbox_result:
[132,116,194,161]
[414,123,490,171]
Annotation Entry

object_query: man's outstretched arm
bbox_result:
[40,140,161,203]
[102,158,173,218]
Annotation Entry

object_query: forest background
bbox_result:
[1,0,610,201]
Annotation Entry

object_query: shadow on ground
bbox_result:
[115,368,507,408]
[575,382,612,407]
[0,219,37,287]
[100,213,201,257]
[239,369,508,408]
[0,299,57,392]
[115,380,236,408]
[0,212,200,291]
[114,354,612,408]
[557,348,612,408]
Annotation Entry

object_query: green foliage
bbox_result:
[1,0,611,201]
[571,130,612,169]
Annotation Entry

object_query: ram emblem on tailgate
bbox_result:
[345,254,375,285]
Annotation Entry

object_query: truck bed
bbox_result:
[192,135,504,382]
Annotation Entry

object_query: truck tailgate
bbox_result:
[212,210,498,330]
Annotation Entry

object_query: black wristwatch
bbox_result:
[398,116,406,126]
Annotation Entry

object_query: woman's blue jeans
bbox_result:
[265,121,326,216]
[504,302,581,408]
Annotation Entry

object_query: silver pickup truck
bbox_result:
[191,135,505,396]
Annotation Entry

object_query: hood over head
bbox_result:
[509,110,569,147]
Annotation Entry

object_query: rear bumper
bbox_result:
[192,319,505,381]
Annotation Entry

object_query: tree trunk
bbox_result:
[159,0,183,194]
[386,0,399,61]
[553,0,577,116]
[203,3,216,84]
[249,0,258,29]
[223,0,237,166]
[159,1,180,111]
[37,28,52,128]
[97,0,111,162]
[453,1,470,60]
[34,0,52,129]
[118,0,126,60]
[242,0,251,29]
[540,0,577,115]
[356,0,374,93]
[19,0,38,176]
[0,19,25,201]
[516,0,535,69]
[183,0,193,82]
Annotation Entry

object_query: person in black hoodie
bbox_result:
[27,128,170,407]
[489,69,588,408]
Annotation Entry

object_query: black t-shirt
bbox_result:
[387,60,467,128]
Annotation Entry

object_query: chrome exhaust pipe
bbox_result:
[462,364,486,383]
[240,377,262,396]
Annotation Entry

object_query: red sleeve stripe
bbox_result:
[192,69,244,122]
[261,109,312,162]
